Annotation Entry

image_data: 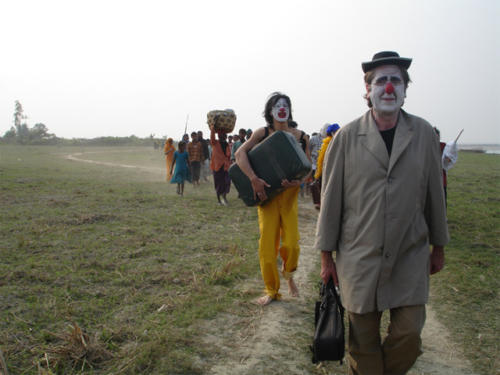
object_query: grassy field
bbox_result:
[0,145,498,374]
[430,151,499,374]
[0,145,262,374]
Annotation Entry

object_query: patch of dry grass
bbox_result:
[38,323,113,373]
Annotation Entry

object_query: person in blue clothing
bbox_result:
[170,141,191,196]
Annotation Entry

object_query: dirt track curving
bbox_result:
[64,150,164,173]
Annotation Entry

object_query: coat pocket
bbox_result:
[409,210,429,246]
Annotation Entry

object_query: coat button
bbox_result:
[385,253,391,259]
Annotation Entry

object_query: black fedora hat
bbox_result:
[362,51,412,73]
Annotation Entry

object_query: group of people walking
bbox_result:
[164,126,253,205]
[237,51,449,375]
[164,51,450,375]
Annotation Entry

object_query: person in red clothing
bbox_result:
[209,124,232,205]
[187,132,203,186]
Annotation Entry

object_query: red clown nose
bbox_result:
[385,82,395,94]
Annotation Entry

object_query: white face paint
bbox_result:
[368,65,406,114]
[271,98,290,123]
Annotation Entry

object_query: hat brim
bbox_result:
[362,57,412,73]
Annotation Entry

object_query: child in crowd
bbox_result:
[170,141,191,196]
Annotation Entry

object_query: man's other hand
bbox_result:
[430,246,445,274]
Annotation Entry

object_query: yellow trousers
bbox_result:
[257,186,300,300]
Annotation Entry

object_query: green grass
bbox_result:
[0,146,498,374]
[0,145,260,374]
[431,152,500,374]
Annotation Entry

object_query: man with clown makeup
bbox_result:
[235,92,311,306]
[315,52,449,375]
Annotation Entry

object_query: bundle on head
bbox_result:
[207,109,236,133]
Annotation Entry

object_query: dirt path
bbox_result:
[63,152,478,374]
[64,150,164,174]
[204,201,478,375]
[204,202,328,375]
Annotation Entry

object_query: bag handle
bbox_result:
[322,278,344,312]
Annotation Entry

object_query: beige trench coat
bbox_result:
[314,110,449,314]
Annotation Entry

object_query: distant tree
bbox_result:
[14,100,25,129]
[0,101,57,144]
[30,123,54,141]
[16,124,30,144]
[2,127,16,141]
[13,100,29,144]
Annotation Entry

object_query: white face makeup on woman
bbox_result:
[271,98,290,123]
[368,65,406,114]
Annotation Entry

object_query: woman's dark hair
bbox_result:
[263,92,293,128]
[288,121,298,128]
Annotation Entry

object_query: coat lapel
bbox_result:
[388,111,413,174]
[359,111,389,169]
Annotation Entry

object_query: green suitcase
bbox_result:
[229,130,312,206]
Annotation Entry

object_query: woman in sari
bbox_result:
[164,138,175,181]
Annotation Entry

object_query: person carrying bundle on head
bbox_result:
[209,124,232,206]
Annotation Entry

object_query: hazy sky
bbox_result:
[1,0,499,144]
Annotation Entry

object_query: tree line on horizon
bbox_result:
[1,101,162,147]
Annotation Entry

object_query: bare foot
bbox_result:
[287,278,299,297]
[256,295,273,306]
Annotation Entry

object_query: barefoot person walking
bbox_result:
[235,92,309,306]
[170,141,191,196]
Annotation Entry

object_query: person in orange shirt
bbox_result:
[209,124,232,205]
[164,138,175,181]
[187,132,203,186]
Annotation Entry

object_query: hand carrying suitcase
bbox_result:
[311,279,345,364]
[229,130,311,206]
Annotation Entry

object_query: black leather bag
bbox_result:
[311,279,345,364]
